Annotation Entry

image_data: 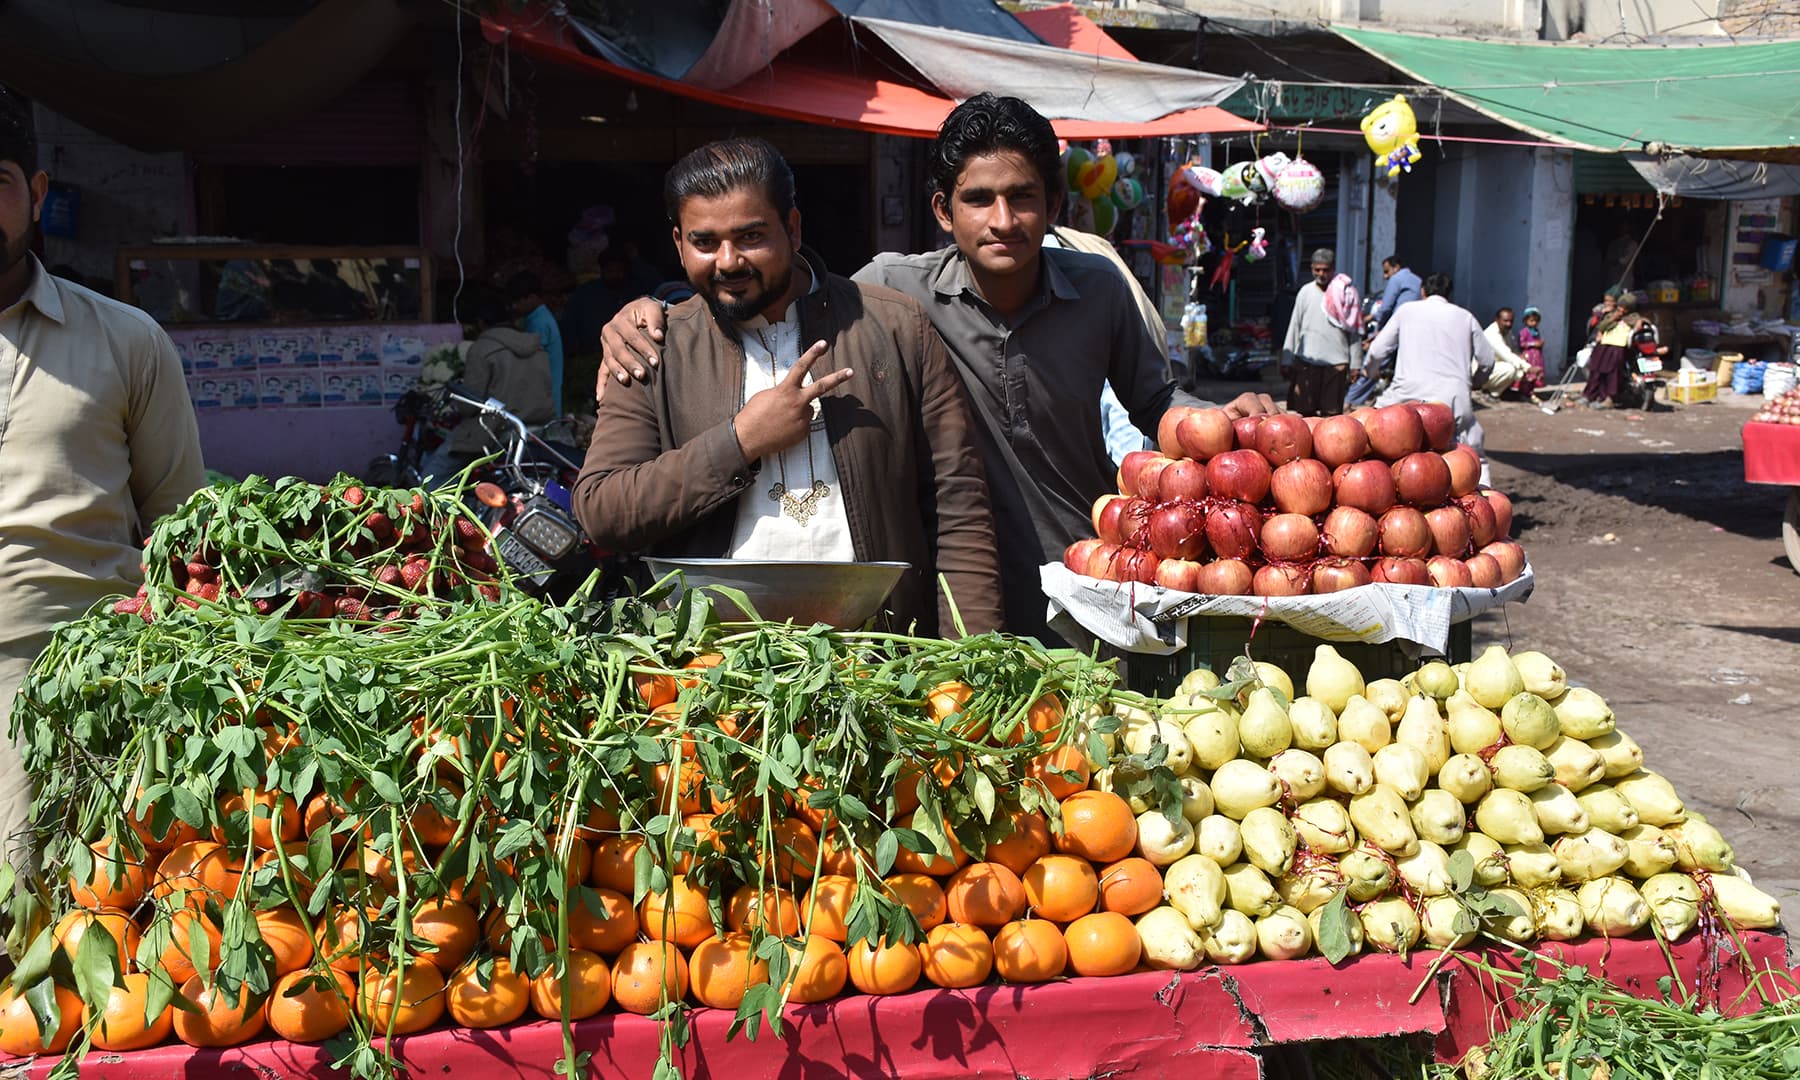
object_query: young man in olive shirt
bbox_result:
[596,96,1273,640]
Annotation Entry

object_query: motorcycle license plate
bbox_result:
[497,531,553,579]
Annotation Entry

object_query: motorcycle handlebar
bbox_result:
[441,381,531,469]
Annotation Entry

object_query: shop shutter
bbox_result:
[192,78,423,168]
[1573,151,1654,195]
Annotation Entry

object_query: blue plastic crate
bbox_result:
[1762,236,1797,273]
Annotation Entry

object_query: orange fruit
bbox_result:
[256,906,315,977]
[892,762,925,817]
[127,789,200,852]
[0,983,82,1055]
[1063,911,1141,977]
[528,948,611,1020]
[689,933,769,1010]
[302,793,341,839]
[846,937,923,996]
[1026,693,1067,741]
[674,812,719,874]
[339,841,420,893]
[579,803,623,838]
[766,818,820,881]
[725,885,801,937]
[785,935,848,1004]
[267,968,354,1043]
[55,907,142,966]
[409,797,459,848]
[1054,791,1137,864]
[158,908,222,984]
[446,957,529,1029]
[569,887,639,955]
[633,670,678,710]
[882,873,947,932]
[891,811,969,877]
[411,898,479,972]
[153,840,241,903]
[1022,854,1100,923]
[1028,746,1091,801]
[983,810,1051,877]
[799,875,857,942]
[640,874,714,949]
[90,971,174,1052]
[677,653,724,689]
[819,829,863,877]
[214,790,300,849]
[70,837,150,910]
[944,862,1027,929]
[173,974,266,1047]
[652,761,705,814]
[316,906,375,973]
[590,835,646,893]
[357,958,447,1035]
[993,919,1068,983]
[1097,858,1165,917]
[925,680,980,738]
[920,922,994,989]
[611,940,689,1015]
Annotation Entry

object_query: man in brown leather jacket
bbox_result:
[572,138,1002,638]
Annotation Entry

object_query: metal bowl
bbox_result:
[642,558,910,628]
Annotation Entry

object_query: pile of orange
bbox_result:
[0,672,1173,1062]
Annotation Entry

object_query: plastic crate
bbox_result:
[1111,618,1474,698]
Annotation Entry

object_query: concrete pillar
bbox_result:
[1526,148,1575,380]
[1369,161,1398,288]
[1337,152,1370,289]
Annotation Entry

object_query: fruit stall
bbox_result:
[0,404,1792,1080]
[1743,388,1800,572]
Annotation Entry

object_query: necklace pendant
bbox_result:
[768,481,787,503]
[776,478,829,525]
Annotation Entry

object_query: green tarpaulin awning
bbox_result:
[1334,26,1800,163]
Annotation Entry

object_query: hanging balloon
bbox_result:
[1064,146,1095,192]
[1111,177,1145,210]
[1362,94,1422,179]
[1094,139,1114,158]
[1067,195,1097,234]
[1077,154,1119,200]
[1089,194,1119,237]
[1272,156,1325,212]
[1113,150,1138,178]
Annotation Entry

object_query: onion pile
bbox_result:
[1065,403,1528,596]
[1751,388,1800,425]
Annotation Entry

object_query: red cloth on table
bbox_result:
[1743,420,1800,484]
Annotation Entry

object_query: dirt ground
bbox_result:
[1470,388,1800,926]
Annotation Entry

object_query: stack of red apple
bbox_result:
[1064,402,1526,596]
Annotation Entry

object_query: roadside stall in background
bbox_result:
[116,243,462,483]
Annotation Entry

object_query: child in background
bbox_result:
[1514,306,1546,394]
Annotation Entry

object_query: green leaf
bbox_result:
[170,785,206,829]
[970,772,996,824]
[23,976,63,1045]
[10,926,57,991]
[494,820,536,861]
[365,770,402,804]
[836,793,869,823]
[1484,890,1528,920]
[874,830,899,876]
[1448,849,1475,893]
[632,842,655,907]
[73,923,122,1011]
[213,725,258,759]
[1316,890,1355,964]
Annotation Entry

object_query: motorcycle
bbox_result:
[366,382,623,601]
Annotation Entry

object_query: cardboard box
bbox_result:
[1670,372,1718,404]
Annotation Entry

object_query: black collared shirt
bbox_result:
[855,246,1202,640]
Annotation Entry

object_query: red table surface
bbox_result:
[1742,420,1800,485]
[8,930,1788,1079]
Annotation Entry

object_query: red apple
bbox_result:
[1176,408,1236,461]
[1408,401,1456,451]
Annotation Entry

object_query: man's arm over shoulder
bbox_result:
[571,327,754,551]
[125,320,206,527]
[885,292,1004,635]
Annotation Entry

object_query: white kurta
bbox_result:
[726,285,856,562]
[1369,295,1494,456]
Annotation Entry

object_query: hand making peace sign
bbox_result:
[731,339,854,464]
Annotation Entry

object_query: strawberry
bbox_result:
[193,582,220,603]
[377,565,405,588]
[410,493,426,516]
[461,550,498,575]
[366,511,395,540]
[186,561,216,583]
[135,584,150,598]
[438,570,464,590]
[251,598,274,615]
[477,583,501,602]
[335,596,369,620]
[177,595,199,610]
[453,518,485,547]
[400,559,431,593]
[113,597,144,615]
[344,485,366,507]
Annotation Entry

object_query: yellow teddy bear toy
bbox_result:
[1362,94,1422,178]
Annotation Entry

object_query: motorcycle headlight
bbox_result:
[511,505,580,561]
